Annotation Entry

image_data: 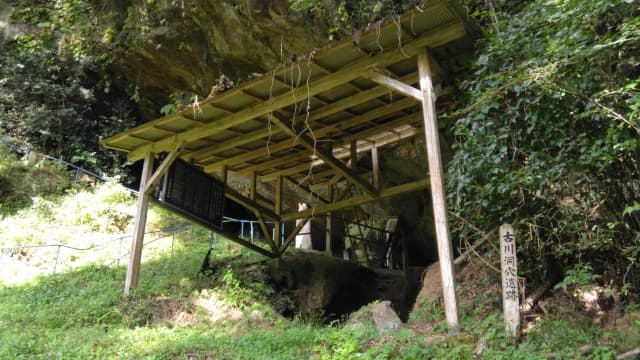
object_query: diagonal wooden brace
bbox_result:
[267,114,378,198]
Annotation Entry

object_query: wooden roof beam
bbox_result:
[284,176,329,204]
[362,71,422,101]
[203,97,416,173]
[189,73,419,164]
[234,151,309,176]
[267,113,378,198]
[124,21,466,161]
[281,178,429,221]
[257,112,421,181]
[260,125,418,184]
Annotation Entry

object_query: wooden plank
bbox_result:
[350,140,357,170]
[220,165,228,184]
[275,175,283,216]
[418,49,458,329]
[309,173,344,191]
[249,171,257,200]
[235,151,308,176]
[142,145,183,195]
[126,22,466,162]
[260,158,328,182]
[326,183,334,254]
[203,96,416,173]
[362,72,422,101]
[274,175,283,249]
[268,113,378,197]
[285,176,329,204]
[225,186,280,221]
[189,127,273,163]
[281,178,428,221]
[372,145,380,189]
[261,124,419,182]
[279,216,312,255]
[339,112,422,144]
[500,224,520,337]
[254,213,278,254]
[124,153,154,297]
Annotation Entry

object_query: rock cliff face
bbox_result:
[107,0,330,119]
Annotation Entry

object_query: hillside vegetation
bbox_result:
[1,177,638,358]
[1,0,639,358]
[0,140,638,358]
[448,0,639,302]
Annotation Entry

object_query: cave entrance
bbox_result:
[102,0,478,330]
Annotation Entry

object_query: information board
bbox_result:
[153,159,225,229]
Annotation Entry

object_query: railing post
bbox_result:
[213,233,217,258]
[53,245,61,274]
[117,237,123,266]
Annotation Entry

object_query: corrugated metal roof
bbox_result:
[102,0,478,189]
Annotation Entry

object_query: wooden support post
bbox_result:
[402,235,407,277]
[249,171,257,201]
[500,224,520,337]
[275,175,283,250]
[418,49,459,329]
[124,153,154,297]
[372,145,380,189]
[350,140,357,170]
[142,144,182,195]
[221,165,227,184]
[325,183,334,255]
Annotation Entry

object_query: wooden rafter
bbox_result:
[124,22,466,161]
[260,121,420,182]
[281,179,429,221]
[191,74,419,167]
[203,97,416,173]
[267,113,378,197]
[284,176,329,204]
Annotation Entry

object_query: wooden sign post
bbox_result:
[500,224,520,337]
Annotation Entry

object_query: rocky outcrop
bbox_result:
[265,252,424,320]
[371,300,403,335]
[107,0,329,119]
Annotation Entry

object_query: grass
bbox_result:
[0,240,374,359]
[1,237,632,359]
[0,180,637,358]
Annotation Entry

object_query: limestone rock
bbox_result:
[265,252,422,320]
[371,300,402,336]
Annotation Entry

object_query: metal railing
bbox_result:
[0,216,271,279]
[1,140,106,186]
[0,225,193,275]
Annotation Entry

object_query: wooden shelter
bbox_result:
[102,0,478,328]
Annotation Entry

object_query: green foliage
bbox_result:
[554,263,601,292]
[448,0,640,296]
[0,1,137,177]
[0,148,70,214]
[289,0,422,39]
[408,297,444,323]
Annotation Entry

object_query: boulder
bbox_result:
[371,300,403,335]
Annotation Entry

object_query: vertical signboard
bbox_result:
[500,223,520,336]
